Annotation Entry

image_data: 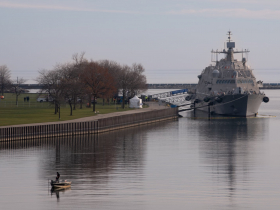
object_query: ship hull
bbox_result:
[194,94,263,117]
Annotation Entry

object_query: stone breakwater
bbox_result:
[147,83,280,89]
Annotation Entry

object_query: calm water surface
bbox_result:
[0,90,280,210]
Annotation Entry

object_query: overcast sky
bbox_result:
[0,0,280,83]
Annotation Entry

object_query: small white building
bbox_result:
[129,96,142,108]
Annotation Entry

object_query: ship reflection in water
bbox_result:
[184,110,268,198]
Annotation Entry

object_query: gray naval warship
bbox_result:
[186,31,269,117]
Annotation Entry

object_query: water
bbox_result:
[0,89,279,210]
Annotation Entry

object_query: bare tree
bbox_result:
[117,63,147,109]
[60,62,87,116]
[11,77,27,105]
[37,53,88,117]
[98,61,147,109]
[37,68,65,119]
[81,62,117,112]
[0,65,11,96]
[71,52,88,110]
[128,63,147,96]
[117,65,133,109]
[36,55,147,118]
[97,60,123,105]
[72,52,86,66]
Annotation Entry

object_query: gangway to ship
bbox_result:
[150,89,219,117]
[152,89,192,107]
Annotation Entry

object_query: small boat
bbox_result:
[50,180,71,189]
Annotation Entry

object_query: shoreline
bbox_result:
[0,102,178,142]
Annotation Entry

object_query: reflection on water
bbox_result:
[0,124,152,189]
[50,187,71,201]
[0,90,279,210]
[185,110,268,197]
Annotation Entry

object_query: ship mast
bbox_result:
[211,31,250,63]
[227,31,232,42]
[226,31,235,61]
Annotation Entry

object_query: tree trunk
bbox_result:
[103,98,105,106]
[69,100,73,116]
[54,102,57,114]
[93,96,96,112]
[73,96,76,110]
[16,94,18,105]
[58,105,61,120]
[80,100,82,109]
[122,90,125,109]
[88,94,91,108]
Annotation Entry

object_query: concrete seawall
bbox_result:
[0,103,178,142]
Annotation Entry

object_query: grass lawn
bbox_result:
[0,93,143,127]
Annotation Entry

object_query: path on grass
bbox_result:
[67,102,168,122]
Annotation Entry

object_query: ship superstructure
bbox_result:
[187,31,269,117]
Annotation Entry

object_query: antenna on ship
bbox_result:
[227,30,232,42]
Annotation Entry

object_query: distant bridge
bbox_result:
[147,83,280,89]
[17,84,44,89]
[15,83,280,90]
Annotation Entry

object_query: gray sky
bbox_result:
[1,0,280,83]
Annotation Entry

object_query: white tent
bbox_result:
[129,96,142,108]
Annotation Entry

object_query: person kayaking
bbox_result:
[56,172,60,183]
